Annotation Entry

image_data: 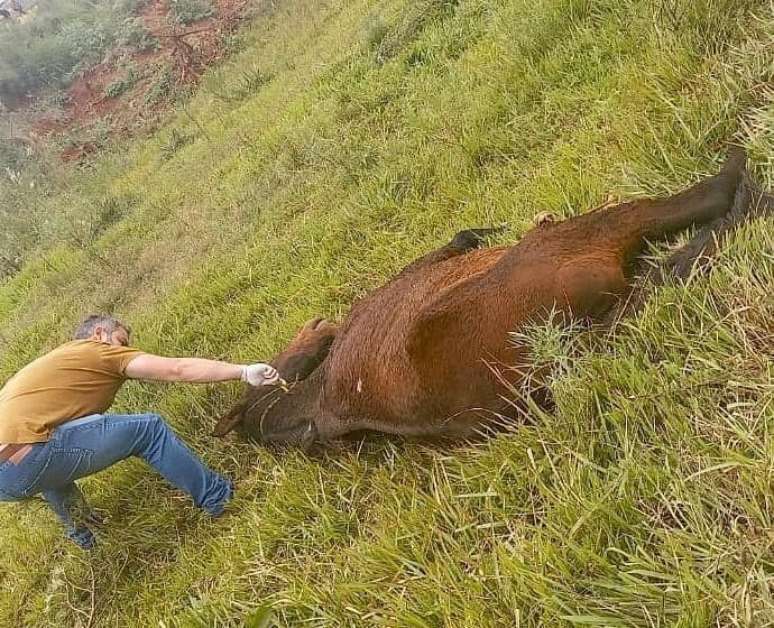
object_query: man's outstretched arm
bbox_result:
[125,355,279,386]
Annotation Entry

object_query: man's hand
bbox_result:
[240,363,280,387]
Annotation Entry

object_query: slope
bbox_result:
[0,0,772,625]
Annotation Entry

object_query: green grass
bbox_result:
[0,0,773,625]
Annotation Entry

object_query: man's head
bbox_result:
[74,315,131,346]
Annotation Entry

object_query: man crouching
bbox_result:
[0,314,279,550]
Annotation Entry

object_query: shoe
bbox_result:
[67,526,96,550]
[206,479,234,518]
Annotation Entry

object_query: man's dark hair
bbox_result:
[73,315,130,340]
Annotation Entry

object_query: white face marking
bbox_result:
[356,378,363,393]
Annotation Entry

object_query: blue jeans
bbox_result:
[0,413,232,549]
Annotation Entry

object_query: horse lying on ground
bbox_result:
[215,148,771,447]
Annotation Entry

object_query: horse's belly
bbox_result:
[320,251,503,423]
[319,246,563,432]
[322,297,538,430]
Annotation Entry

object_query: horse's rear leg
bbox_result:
[635,147,747,242]
[612,174,772,319]
[634,148,746,247]
[571,148,747,264]
[664,173,773,279]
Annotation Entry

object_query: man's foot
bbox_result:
[67,526,96,550]
[205,480,234,518]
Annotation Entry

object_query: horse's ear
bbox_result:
[213,404,244,437]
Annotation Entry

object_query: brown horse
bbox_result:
[215,148,761,447]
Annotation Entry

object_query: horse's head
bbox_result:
[213,318,337,446]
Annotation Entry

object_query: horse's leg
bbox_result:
[531,149,747,270]
[530,148,747,324]
[614,148,747,261]
[664,173,772,279]
[612,174,773,320]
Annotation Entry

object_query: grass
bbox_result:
[0,0,773,625]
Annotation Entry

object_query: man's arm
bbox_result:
[125,354,279,386]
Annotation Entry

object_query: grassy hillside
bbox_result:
[0,0,772,625]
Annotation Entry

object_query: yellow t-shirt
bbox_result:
[0,340,144,443]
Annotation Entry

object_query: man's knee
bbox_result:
[124,413,175,458]
[0,490,24,503]
[132,412,173,443]
[140,412,166,427]
[148,412,179,436]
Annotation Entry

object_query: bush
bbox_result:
[0,160,46,279]
[169,0,215,25]
[159,127,194,159]
[372,0,460,64]
[104,65,138,99]
[204,65,273,102]
[231,66,273,100]
[361,14,389,50]
[118,18,159,52]
[0,138,30,173]
[145,66,177,105]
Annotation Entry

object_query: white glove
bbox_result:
[240,363,280,387]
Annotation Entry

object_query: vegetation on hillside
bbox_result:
[0,0,146,107]
[0,0,772,625]
[0,0,251,278]
[171,0,215,25]
[0,0,147,276]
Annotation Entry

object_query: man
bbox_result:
[0,314,280,549]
